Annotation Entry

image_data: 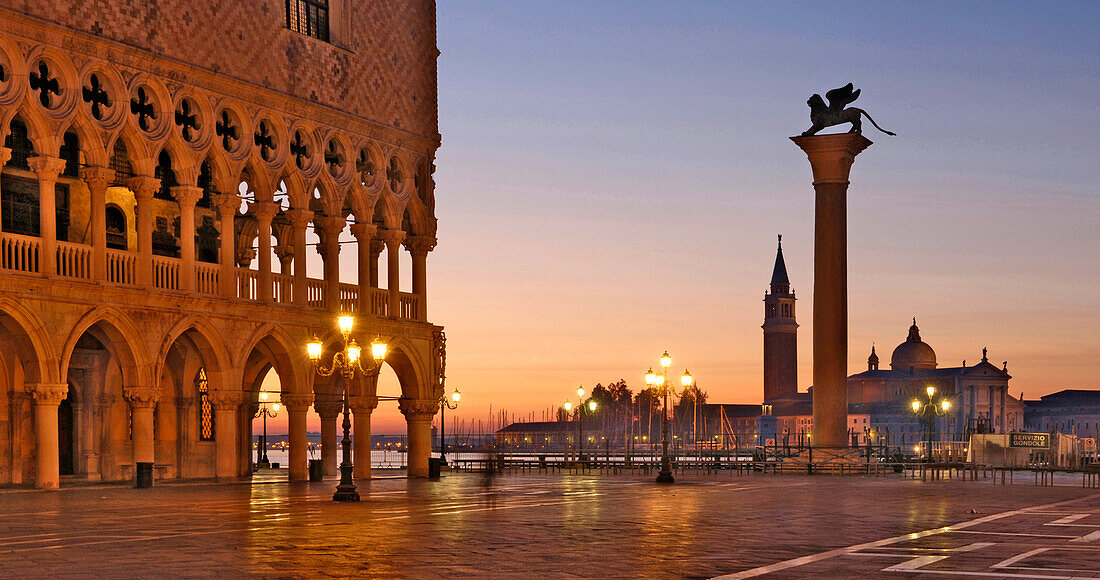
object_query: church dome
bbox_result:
[890,319,937,372]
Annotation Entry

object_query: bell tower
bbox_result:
[763,235,798,402]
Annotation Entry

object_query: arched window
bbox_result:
[197,368,214,441]
[154,150,177,200]
[197,160,213,208]
[59,131,80,177]
[105,205,127,249]
[108,139,132,185]
[3,119,33,170]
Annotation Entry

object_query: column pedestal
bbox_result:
[210,390,243,481]
[791,133,872,449]
[30,383,68,490]
[399,398,437,478]
[350,394,378,481]
[318,411,339,477]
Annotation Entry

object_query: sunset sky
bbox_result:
[281,2,1099,434]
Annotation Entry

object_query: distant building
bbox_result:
[1025,390,1100,438]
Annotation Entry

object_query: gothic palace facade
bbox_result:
[0,1,443,488]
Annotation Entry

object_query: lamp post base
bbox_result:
[656,470,675,484]
[333,463,359,502]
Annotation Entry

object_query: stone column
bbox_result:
[380,229,406,319]
[210,390,243,480]
[350,223,377,316]
[399,397,437,478]
[27,157,67,277]
[282,393,313,482]
[79,167,114,281]
[170,186,204,292]
[316,216,345,311]
[369,239,384,288]
[124,387,159,468]
[349,394,378,481]
[405,236,435,322]
[285,209,313,306]
[127,176,160,288]
[274,245,294,274]
[251,202,278,303]
[791,133,872,448]
[0,147,10,231]
[315,399,342,477]
[215,194,239,298]
[30,383,68,490]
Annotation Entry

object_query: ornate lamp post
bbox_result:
[439,387,460,464]
[253,392,280,468]
[306,315,387,502]
[564,386,597,461]
[645,351,691,484]
[911,385,951,463]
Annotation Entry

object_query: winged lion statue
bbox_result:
[801,83,896,137]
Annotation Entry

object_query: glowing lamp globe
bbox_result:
[346,339,361,364]
[645,368,656,386]
[577,386,584,398]
[588,400,597,412]
[563,401,572,412]
[370,337,388,362]
[941,400,951,411]
[926,385,936,397]
[451,389,461,403]
[306,337,323,361]
[911,400,921,412]
[681,369,693,387]
[338,315,355,336]
[660,351,672,369]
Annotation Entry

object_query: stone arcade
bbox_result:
[0,1,444,489]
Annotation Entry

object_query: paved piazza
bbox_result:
[1,473,1098,578]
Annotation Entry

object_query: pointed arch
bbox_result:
[60,306,152,388]
[382,336,430,400]
[371,191,400,229]
[106,126,154,176]
[237,323,305,395]
[58,115,107,167]
[8,105,56,157]
[0,297,58,384]
[155,316,232,387]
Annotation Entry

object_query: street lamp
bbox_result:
[254,392,280,468]
[645,351,691,484]
[911,385,951,463]
[439,387,460,465]
[306,314,387,502]
[564,387,598,461]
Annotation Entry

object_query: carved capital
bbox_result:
[398,397,438,420]
[403,235,437,257]
[250,201,280,223]
[349,395,379,414]
[123,386,160,408]
[314,400,344,418]
[273,245,295,261]
[209,389,245,411]
[369,239,386,257]
[127,176,162,199]
[79,166,115,190]
[27,156,67,181]
[215,193,241,216]
[281,393,313,413]
[170,185,205,208]
[285,208,314,230]
[0,147,11,169]
[379,229,406,250]
[29,383,69,406]
[790,133,873,185]
[349,223,378,241]
[315,216,346,240]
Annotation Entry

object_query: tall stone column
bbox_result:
[315,397,342,478]
[282,393,313,482]
[124,386,158,467]
[127,176,160,288]
[405,236,435,321]
[171,186,204,292]
[210,390,243,480]
[274,245,294,273]
[350,223,377,316]
[79,167,114,281]
[399,397,437,478]
[285,209,313,306]
[0,147,10,231]
[30,383,68,490]
[369,239,384,288]
[791,133,872,448]
[251,202,278,303]
[380,229,405,319]
[349,394,378,481]
[316,216,345,311]
[215,193,239,298]
[27,157,66,277]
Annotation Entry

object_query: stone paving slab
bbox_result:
[0,473,1096,578]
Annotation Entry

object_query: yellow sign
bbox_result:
[1008,432,1050,449]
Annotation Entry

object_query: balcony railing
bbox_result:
[195,262,219,295]
[1,233,39,274]
[56,241,92,280]
[0,234,424,321]
[153,256,180,291]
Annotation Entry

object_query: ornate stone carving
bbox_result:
[78,166,114,190]
[404,235,436,257]
[170,185,204,208]
[285,208,314,230]
[398,397,438,420]
[379,228,405,249]
[281,393,313,413]
[123,386,160,408]
[27,155,67,180]
[29,383,68,406]
[348,395,379,415]
[127,176,161,199]
[349,222,377,242]
[208,389,244,410]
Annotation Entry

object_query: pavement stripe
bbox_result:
[992,548,1050,569]
[882,555,948,571]
[1048,513,1090,525]
[712,494,1100,579]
